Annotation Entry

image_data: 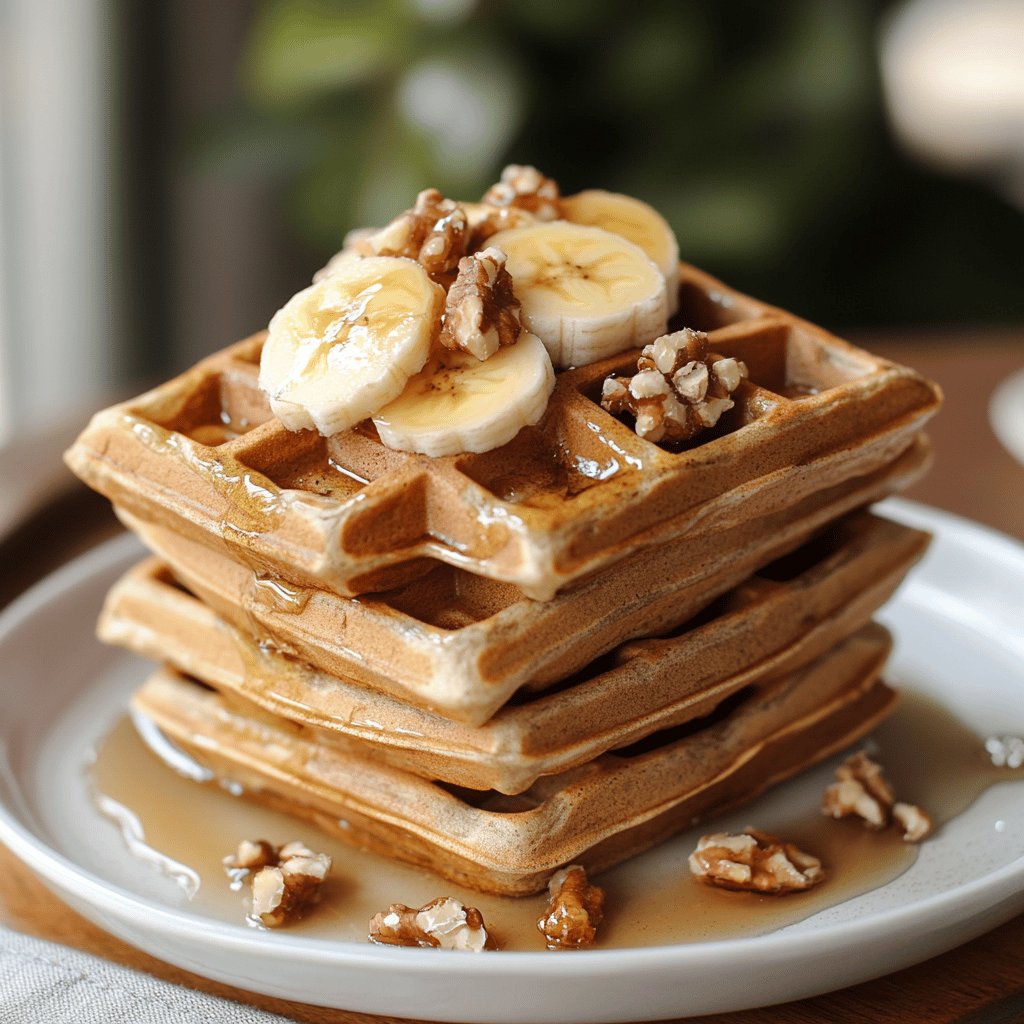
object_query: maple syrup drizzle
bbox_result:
[88,690,1023,951]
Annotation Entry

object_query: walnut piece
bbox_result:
[482,164,561,220]
[537,864,605,949]
[223,838,331,927]
[223,838,277,886]
[359,188,469,277]
[821,750,932,843]
[369,896,493,951]
[821,750,895,830]
[893,801,934,842]
[465,202,536,250]
[689,829,825,894]
[440,246,522,360]
[601,328,747,443]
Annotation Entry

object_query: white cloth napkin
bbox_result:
[0,924,293,1024]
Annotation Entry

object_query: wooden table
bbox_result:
[1,335,1022,1023]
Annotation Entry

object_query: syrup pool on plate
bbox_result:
[87,690,1024,952]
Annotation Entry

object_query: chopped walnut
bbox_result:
[440,247,522,360]
[482,164,561,221]
[369,896,494,951]
[601,328,747,443]
[689,829,825,894]
[223,838,277,886]
[223,838,331,927]
[821,750,932,843]
[893,801,934,842]
[537,865,605,949]
[821,750,895,830]
[359,188,469,277]
[465,202,536,250]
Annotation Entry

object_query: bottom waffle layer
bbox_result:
[132,624,896,896]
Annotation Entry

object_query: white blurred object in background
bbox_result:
[880,0,1024,207]
[990,367,1024,467]
[882,1,1024,474]
[0,0,118,447]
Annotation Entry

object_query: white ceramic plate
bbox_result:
[0,499,1022,1023]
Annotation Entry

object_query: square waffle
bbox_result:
[101,512,928,794]
[64,264,940,603]
[131,623,896,896]
[67,226,941,901]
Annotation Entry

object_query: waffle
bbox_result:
[64,264,941,602]
[111,439,927,725]
[131,623,896,896]
[101,513,927,794]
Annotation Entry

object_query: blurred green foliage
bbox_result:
[193,0,1024,330]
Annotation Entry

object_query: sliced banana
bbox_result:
[372,332,555,457]
[486,222,668,368]
[259,256,445,436]
[561,189,680,315]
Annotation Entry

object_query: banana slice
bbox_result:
[561,189,680,315]
[486,222,668,368]
[259,256,445,436]
[372,332,555,457]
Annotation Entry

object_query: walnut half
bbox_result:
[537,865,605,950]
[369,896,494,951]
[689,829,825,895]
[359,188,469,278]
[440,246,522,360]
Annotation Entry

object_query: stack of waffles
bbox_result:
[66,262,940,896]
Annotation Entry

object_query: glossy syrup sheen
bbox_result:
[88,691,1023,952]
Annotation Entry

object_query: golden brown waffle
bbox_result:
[64,264,941,601]
[101,513,927,794]
[132,624,896,896]
[112,439,927,724]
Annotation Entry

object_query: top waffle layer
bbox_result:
[65,264,941,599]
